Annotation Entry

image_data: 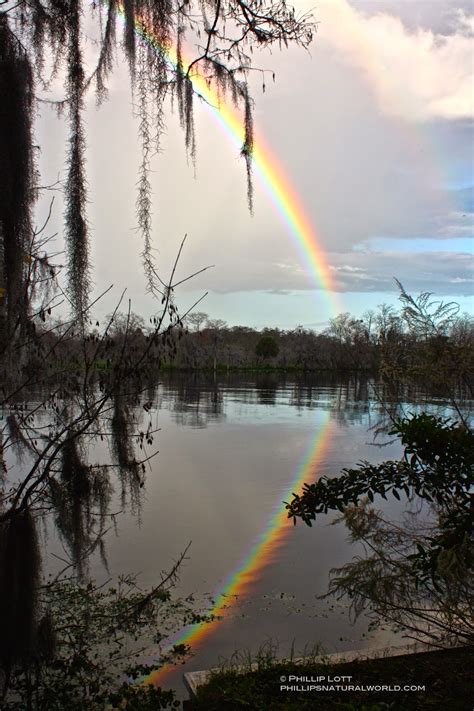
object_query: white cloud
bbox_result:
[452,9,474,36]
[314,0,474,121]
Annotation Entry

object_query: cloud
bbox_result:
[435,210,474,238]
[327,248,474,294]
[350,1,474,36]
[330,265,368,274]
[182,247,473,297]
[315,0,474,121]
[452,8,474,35]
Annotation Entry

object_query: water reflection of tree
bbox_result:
[0,259,194,697]
[287,374,374,429]
[162,372,225,428]
[255,374,279,406]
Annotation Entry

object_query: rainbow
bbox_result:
[112,2,341,311]
[145,415,334,687]
[104,2,340,686]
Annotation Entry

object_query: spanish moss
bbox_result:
[0,15,35,332]
[241,85,254,213]
[64,0,90,325]
[123,0,136,75]
[93,0,117,103]
[137,41,155,293]
[1,0,314,322]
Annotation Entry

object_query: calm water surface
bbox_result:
[74,374,465,696]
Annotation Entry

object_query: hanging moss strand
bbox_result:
[0,15,35,331]
[64,0,90,324]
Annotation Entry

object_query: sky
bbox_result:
[36,0,474,330]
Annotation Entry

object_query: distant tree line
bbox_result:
[175,297,472,383]
[29,293,471,387]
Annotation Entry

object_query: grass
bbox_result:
[187,645,473,710]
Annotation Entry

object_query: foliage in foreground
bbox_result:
[286,287,473,648]
[1,572,212,709]
[287,414,473,646]
[190,645,473,710]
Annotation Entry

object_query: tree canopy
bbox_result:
[255,333,279,360]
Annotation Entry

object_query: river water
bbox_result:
[47,372,467,697]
